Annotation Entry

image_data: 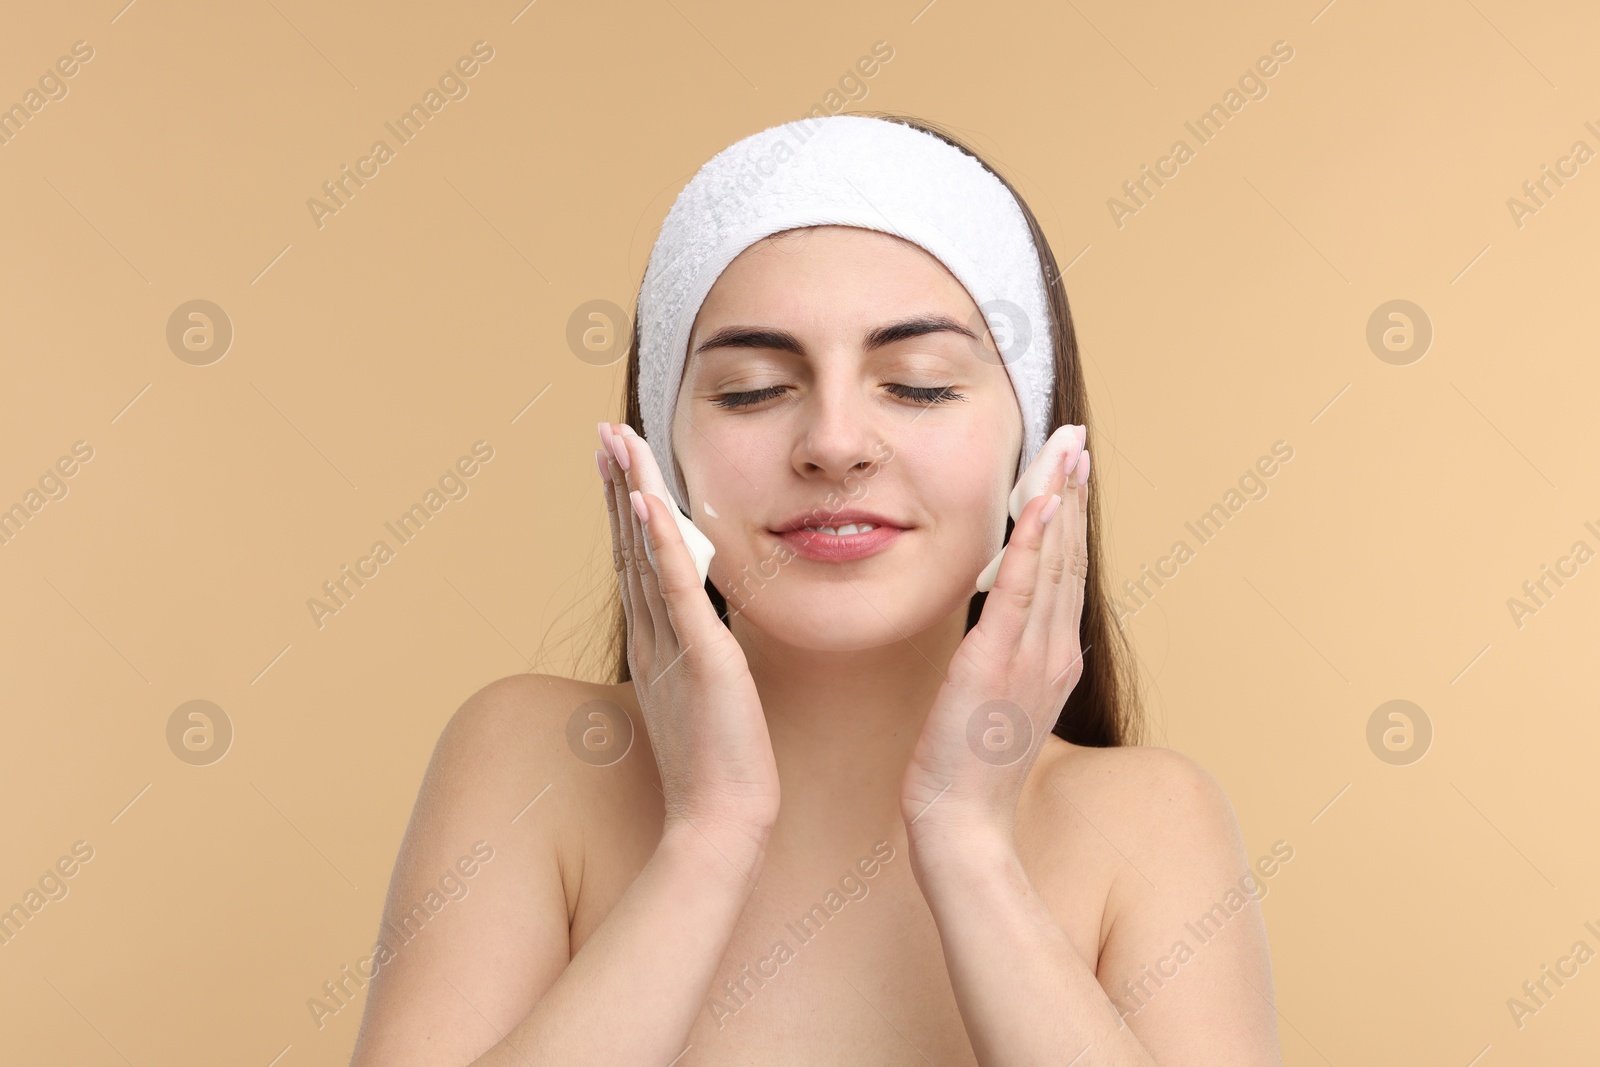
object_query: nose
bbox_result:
[789,376,885,486]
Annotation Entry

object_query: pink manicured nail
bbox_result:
[619,424,638,437]
[1061,439,1080,476]
[595,448,611,483]
[630,489,649,523]
[1076,450,1091,487]
[1075,425,1087,448]
[610,432,631,471]
[1040,493,1063,525]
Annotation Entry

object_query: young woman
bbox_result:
[349,113,1282,1066]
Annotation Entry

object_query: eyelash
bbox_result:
[711,384,968,410]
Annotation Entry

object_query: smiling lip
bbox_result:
[768,509,907,562]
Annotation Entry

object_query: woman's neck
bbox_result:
[732,606,969,844]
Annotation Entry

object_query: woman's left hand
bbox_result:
[899,425,1091,845]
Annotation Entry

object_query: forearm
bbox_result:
[908,829,1157,1067]
[468,822,766,1065]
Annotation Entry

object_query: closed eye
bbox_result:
[888,383,968,405]
[710,384,786,410]
[710,384,968,410]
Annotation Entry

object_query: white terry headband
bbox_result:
[636,114,1056,516]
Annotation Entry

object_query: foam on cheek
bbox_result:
[975,424,1081,593]
[1006,424,1081,517]
[618,423,717,584]
[668,496,717,585]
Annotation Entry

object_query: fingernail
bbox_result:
[619,424,638,438]
[630,489,649,524]
[595,448,611,483]
[1076,450,1090,487]
[1040,493,1063,525]
[1075,425,1087,448]
[611,433,631,472]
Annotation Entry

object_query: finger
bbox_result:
[597,445,625,573]
[1009,424,1082,520]
[612,428,668,650]
[611,425,713,639]
[1049,448,1091,690]
[614,441,680,661]
[602,423,655,652]
[596,431,638,655]
[1022,440,1079,651]
[633,488,727,654]
[980,486,1060,653]
[627,487,673,647]
[976,424,1083,594]
[616,424,675,507]
[615,423,697,628]
[601,422,631,563]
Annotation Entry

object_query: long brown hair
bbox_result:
[599,111,1143,748]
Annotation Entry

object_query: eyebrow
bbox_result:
[690,314,980,359]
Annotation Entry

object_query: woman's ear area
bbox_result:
[996,366,1027,490]
[668,363,700,514]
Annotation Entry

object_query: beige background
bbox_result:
[1,0,1596,1063]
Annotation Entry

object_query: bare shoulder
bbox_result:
[419,671,649,893]
[1030,739,1250,909]
[1037,739,1237,829]
[440,670,595,747]
[432,671,646,780]
[348,672,636,1065]
[1036,735,1222,788]
[421,673,591,831]
[1029,740,1282,1063]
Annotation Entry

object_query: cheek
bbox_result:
[920,432,1015,560]
[674,429,783,579]
[677,423,776,522]
[901,450,1009,554]
[907,415,1014,504]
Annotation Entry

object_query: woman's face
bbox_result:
[671,225,1024,650]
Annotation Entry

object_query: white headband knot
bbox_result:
[637,113,1055,517]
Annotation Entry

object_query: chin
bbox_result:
[721,569,970,649]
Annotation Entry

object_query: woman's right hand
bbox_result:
[597,422,781,855]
